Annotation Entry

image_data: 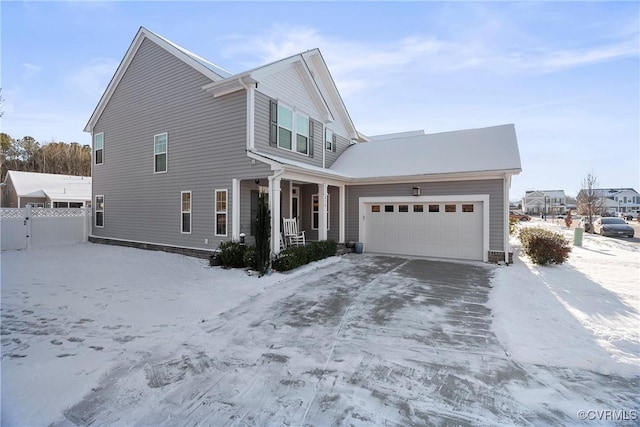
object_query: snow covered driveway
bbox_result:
[2,243,638,426]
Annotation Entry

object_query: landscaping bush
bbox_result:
[218,241,246,268]
[242,245,256,270]
[518,227,571,266]
[272,240,337,272]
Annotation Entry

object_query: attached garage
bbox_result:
[359,196,489,261]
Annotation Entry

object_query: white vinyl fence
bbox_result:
[1,207,91,251]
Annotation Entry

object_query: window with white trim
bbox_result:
[181,191,191,234]
[273,102,311,155]
[154,133,167,173]
[215,189,227,236]
[325,129,335,151]
[95,195,104,227]
[94,133,104,165]
[312,194,330,230]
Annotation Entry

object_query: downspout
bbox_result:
[504,173,511,264]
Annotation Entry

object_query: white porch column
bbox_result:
[339,185,345,243]
[318,183,328,241]
[232,178,240,241]
[269,175,282,255]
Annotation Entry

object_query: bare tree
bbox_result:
[576,172,606,232]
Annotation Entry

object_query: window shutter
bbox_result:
[332,133,337,152]
[269,100,278,146]
[308,120,314,158]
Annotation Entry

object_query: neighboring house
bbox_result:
[577,188,640,214]
[0,170,92,208]
[84,27,521,263]
[522,190,567,215]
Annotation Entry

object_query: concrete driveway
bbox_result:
[57,254,637,426]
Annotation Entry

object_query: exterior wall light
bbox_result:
[412,187,421,196]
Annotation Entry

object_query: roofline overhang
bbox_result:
[202,73,258,98]
[248,150,521,185]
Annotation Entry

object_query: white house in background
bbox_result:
[591,188,640,214]
[0,171,92,208]
[522,190,567,215]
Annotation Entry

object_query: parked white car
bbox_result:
[616,212,638,221]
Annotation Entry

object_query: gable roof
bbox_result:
[5,171,92,201]
[329,124,521,179]
[84,27,232,133]
[86,27,365,142]
[525,190,566,198]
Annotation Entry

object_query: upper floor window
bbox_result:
[325,129,336,152]
[270,100,311,156]
[94,133,104,165]
[154,133,167,173]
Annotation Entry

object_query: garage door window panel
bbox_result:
[429,204,439,213]
[385,205,394,213]
[413,205,424,212]
[399,205,409,213]
[445,204,457,213]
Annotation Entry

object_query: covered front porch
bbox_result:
[231,171,346,255]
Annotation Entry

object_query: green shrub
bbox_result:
[518,227,571,265]
[218,241,246,268]
[272,240,337,272]
[242,245,256,270]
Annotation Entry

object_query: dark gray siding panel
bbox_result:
[92,38,271,250]
[345,179,504,250]
[253,91,324,168]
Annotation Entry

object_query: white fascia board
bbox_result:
[304,51,360,140]
[345,169,521,185]
[202,74,257,98]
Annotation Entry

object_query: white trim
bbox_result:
[269,174,283,255]
[290,185,300,219]
[94,132,104,165]
[311,192,330,231]
[95,195,104,228]
[276,102,310,157]
[153,132,168,174]
[214,189,228,237]
[181,191,192,234]
[232,179,240,240]
[247,85,255,150]
[339,185,345,243]
[503,173,511,262]
[358,195,490,263]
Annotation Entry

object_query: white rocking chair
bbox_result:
[282,218,306,247]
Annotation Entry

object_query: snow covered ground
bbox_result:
[490,219,640,377]
[1,224,638,426]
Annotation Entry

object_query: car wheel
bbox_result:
[600,229,606,236]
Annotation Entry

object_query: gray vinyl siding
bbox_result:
[254,91,324,168]
[299,184,339,242]
[324,133,351,168]
[345,179,505,250]
[1,176,18,207]
[91,38,271,250]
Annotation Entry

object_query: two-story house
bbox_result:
[522,190,567,216]
[579,188,640,214]
[85,27,521,263]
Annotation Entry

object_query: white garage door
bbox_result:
[364,201,484,260]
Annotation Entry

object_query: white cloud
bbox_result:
[67,58,119,98]
[23,63,42,79]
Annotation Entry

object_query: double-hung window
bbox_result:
[95,195,104,227]
[94,133,104,165]
[181,191,191,234]
[215,190,227,236]
[325,129,335,151]
[273,102,311,155]
[312,194,330,230]
[154,133,167,173]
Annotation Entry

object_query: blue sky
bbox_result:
[1,1,638,200]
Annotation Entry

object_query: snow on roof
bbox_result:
[525,190,566,198]
[368,130,426,141]
[329,124,521,179]
[150,29,233,79]
[6,171,92,201]
[250,151,351,179]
